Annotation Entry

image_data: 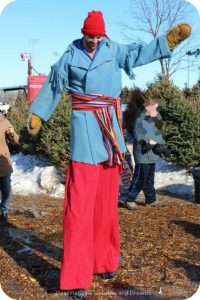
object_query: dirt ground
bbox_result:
[0,193,200,300]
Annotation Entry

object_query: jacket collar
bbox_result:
[69,39,113,70]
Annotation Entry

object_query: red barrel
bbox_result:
[27,75,47,103]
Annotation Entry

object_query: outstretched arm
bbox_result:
[117,23,191,77]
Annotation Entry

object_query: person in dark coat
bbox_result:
[0,111,19,221]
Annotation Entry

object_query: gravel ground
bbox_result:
[0,193,200,300]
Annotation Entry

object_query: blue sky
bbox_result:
[0,0,200,90]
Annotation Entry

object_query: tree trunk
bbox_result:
[159,59,166,78]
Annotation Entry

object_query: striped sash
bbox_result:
[72,93,124,166]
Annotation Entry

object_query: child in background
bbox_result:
[120,95,170,210]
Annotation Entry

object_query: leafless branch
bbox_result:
[120,0,200,79]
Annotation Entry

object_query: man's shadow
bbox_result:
[171,220,200,283]
[173,220,200,238]
[0,221,62,293]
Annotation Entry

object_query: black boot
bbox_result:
[100,271,117,279]
[68,289,87,300]
[0,212,8,221]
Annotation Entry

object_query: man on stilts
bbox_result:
[28,10,191,299]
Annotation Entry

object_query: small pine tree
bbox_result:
[8,92,71,174]
[187,83,200,102]
[8,91,29,134]
[147,79,200,168]
[123,87,145,134]
[123,79,200,168]
[120,86,131,104]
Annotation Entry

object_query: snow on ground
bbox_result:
[11,152,194,199]
[11,153,65,198]
[155,159,194,198]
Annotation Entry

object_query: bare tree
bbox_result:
[120,0,200,79]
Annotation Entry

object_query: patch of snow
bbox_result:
[155,159,194,198]
[11,153,65,198]
[11,153,194,198]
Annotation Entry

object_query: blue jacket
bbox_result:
[30,36,171,164]
[133,110,165,164]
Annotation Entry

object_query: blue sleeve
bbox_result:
[117,35,171,79]
[30,51,70,121]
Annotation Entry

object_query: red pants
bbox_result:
[60,161,120,290]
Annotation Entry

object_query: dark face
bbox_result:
[83,35,103,52]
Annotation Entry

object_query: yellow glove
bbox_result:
[166,23,191,49]
[29,114,42,135]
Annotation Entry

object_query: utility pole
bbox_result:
[29,38,40,74]
[198,66,200,84]
[186,48,200,88]
[187,51,190,88]
[20,53,32,75]
[187,39,190,89]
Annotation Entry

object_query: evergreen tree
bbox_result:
[147,79,200,168]
[8,91,29,135]
[8,92,71,175]
[123,87,145,134]
[120,86,131,104]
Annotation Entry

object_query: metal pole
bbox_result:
[187,53,190,88]
[187,40,190,89]
[29,38,40,75]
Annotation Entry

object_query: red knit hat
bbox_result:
[81,11,108,38]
